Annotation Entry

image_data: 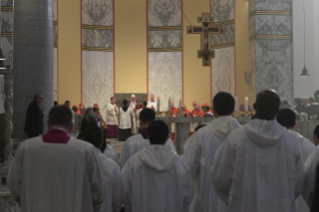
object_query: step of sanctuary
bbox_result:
[106,138,124,158]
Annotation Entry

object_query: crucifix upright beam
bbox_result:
[187,13,225,66]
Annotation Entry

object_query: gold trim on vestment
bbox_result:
[249,11,292,17]
[82,47,113,52]
[211,42,235,49]
[148,48,182,52]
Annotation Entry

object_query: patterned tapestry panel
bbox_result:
[255,15,292,36]
[82,51,114,119]
[148,0,181,27]
[211,47,235,98]
[54,48,58,101]
[0,11,13,33]
[148,30,181,48]
[211,0,235,22]
[249,40,256,103]
[2,36,12,67]
[82,29,113,48]
[211,24,234,46]
[1,0,13,7]
[53,0,58,22]
[149,52,182,111]
[82,0,113,26]
[255,0,292,11]
[255,39,293,103]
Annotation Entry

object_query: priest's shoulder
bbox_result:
[67,137,97,150]
[126,134,144,142]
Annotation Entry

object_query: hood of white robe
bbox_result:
[207,116,241,140]
[244,119,284,147]
[139,144,178,171]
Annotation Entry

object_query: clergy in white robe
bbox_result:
[8,106,110,212]
[103,143,119,165]
[212,90,304,212]
[106,97,119,138]
[121,120,193,212]
[119,100,133,141]
[82,126,122,212]
[276,108,315,212]
[119,108,175,169]
[128,95,139,134]
[147,94,158,111]
[183,92,240,212]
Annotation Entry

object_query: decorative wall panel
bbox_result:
[54,48,58,101]
[211,0,235,22]
[82,29,113,48]
[53,0,58,21]
[148,30,182,48]
[211,47,235,97]
[82,51,114,118]
[149,52,182,111]
[0,11,13,32]
[2,36,12,67]
[255,15,292,36]
[1,0,12,6]
[148,0,181,27]
[82,0,113,26]
[255,0,292,11]
[53,0,58,100]
[249,40,256,103]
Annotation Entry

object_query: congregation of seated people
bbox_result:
[8,90,319,212]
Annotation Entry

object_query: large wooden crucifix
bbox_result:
[187,13,225,66]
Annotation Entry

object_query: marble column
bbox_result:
[249,0,293,103]
[13,0,54,141]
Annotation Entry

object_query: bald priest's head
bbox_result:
[47,106,74,133]
[254,90,281,121]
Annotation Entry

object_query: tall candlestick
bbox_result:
[179,99,182,111]
[168,98,171,111]
[157,100,160,112]
[234,97,238,111]
[245,97,249,111]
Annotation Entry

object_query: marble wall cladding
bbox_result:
[2,37,12,67]
[53,0,58,21]
[255,39,293,102]
[149,52,182,111]
[82,0,113,26]
[249,40,257,103]
[148,30,181,48]
[211,47,235,97]
[249,16,255,37]
[0,11,13,32]
[249,0,255,13]
[211,24,234,46]
[255,15,292,36]
[82,29,113,48]
[1,0,13,6]
[54,25,58,44]
[255,0,292,11]
[211,0,235,22]
[54,48,58,101]
[82,51,114,118]
[148,0,181,27]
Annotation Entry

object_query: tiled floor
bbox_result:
[107,138,124,158]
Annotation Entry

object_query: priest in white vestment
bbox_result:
[121,120,193,212]
[82,126,122,212]
[147,94,158,111]
[276,108,315,212]
[106,97,119,138]
[8,106,110,212]
[212,90,304,212]
[128,94,139,134]
[183,92,241,212]
[119,108,175,169]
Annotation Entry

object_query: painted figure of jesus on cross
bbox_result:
[187,13,225,67]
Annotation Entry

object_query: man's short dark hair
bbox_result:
[147,120,169,145]
[48,106,73,128]
[276,108,296,128]
[143,101,148,107]
[82,126,103,149]
[34,93,41,100]
[65,100,70,104]
[314,125,319,140]
[111,97,114,101]
[80,116,98,132]
[93,107,99,112]
[123,99,128,106]
[54,101,58,107]
[139,108,155,124]
[213,92,235,116]
[255,90,281,119]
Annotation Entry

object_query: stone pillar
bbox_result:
[13,0,54,141]
[249,1,293,103]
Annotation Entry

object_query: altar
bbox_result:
[156,116,317,155]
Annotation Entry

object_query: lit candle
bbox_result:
[234,97,238,111]
[157,100,160,112]
[245,97,249,111]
